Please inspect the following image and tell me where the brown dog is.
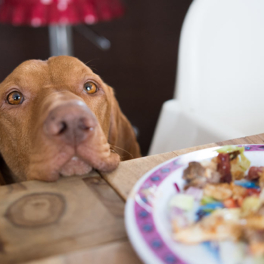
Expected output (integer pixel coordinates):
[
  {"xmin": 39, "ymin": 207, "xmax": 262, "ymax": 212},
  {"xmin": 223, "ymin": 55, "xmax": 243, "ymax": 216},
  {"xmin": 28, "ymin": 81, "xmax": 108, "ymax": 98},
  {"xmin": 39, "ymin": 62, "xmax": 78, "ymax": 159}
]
[{"xmin": 0, "ymin": 56, "xmax": 140, "ymax": 184}]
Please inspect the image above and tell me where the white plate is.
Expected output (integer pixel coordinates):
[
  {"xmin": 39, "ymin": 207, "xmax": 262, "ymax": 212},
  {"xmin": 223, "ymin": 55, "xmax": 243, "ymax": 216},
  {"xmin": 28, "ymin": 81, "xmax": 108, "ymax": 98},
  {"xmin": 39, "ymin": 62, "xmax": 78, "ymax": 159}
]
[{"xmin": 125, "ymin": 144, "xmax": 264, "ymax": 264}]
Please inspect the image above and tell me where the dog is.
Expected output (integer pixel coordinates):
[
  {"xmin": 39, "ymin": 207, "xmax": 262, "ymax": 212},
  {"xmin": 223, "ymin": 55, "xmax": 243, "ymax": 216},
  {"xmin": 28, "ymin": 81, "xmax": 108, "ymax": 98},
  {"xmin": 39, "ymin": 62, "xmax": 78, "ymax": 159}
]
[{"xmin": 0, "ymin": 56, "xmax": 141, "ymax": 184}]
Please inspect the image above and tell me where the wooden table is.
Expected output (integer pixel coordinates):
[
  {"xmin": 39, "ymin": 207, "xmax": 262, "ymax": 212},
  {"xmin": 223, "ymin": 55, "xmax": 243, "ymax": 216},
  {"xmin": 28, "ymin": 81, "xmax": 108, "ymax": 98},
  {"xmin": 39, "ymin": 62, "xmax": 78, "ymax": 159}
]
[{"xmin": 1, "ymin": 133, "xmax": 264, "ymax": 264}]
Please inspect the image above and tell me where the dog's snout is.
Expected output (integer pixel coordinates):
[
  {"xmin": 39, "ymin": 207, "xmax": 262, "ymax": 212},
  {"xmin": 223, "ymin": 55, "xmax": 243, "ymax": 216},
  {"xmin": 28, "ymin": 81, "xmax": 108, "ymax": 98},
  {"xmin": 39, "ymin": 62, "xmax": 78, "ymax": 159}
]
[
  {"xmin": 56, "ymin": 118, "xmax": 91, "ymax": 135},
  {"xmin": 44, "ymin": 102, "xmax": 97, "ymax": 145}
]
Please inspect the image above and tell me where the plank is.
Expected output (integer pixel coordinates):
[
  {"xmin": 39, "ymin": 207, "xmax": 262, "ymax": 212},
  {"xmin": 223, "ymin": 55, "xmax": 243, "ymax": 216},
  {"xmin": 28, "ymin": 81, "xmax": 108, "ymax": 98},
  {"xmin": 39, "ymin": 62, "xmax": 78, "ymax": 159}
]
[
  {"xmin": 100, "ymin": 152, "xmax": 179, "ymax": 201},
  {"xmin": 0, "ymin": 172, "xmax": 127, "ymax": 264},
  {"xmin": 24, "ymin": 239, "xmax": 142, "ymax": 264},
  {"xmin": 218, "ymin": 133, "xmax": 264, "ymax": 146}
]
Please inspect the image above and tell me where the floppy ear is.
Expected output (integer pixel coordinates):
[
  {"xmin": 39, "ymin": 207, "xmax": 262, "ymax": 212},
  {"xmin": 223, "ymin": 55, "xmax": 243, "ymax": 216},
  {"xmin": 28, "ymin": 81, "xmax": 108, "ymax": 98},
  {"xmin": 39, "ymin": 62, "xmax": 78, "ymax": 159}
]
[{"xmin": 108, "ymin": 89, "xmax": 141, "ymax": 161}]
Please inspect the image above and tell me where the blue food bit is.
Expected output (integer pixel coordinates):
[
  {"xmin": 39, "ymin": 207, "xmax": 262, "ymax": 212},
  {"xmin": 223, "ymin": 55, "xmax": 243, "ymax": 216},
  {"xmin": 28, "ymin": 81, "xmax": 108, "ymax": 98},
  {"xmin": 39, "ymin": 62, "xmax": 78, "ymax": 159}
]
[
  {"xmin": 161, "ymin": 168, "xmax": 170, "ymax": 173},
  {"xmin": 202, "ymin": 241, "xmax": 221, "ymax": 261},
  {"xmin": 151, "ymin": 239, "xmax": 163, "ymax": 248},
  {"xmin": 234, "ymin": 180, "xmax": 259, "ymax": 189},
  {"xmin": 142, "ymin": 224, "xmax": 153, "ymax": 232},
  {"xmin": 164, "ymin": 254, "xmax": 176, "ymax": 263},
  {"xmin": 151, "ymin": 176, "xmax": 160, "ymax": 181},
  {"xmin": 196, "ymin": 209, "xmax": 210, "ymax": 221},
  {"xmin": 199, "ymin": 202, "xmax": 224, "ymax": 212},
  {"xmin": 139, "ymin": 210, "xmax": 149, "ymax": 218}
]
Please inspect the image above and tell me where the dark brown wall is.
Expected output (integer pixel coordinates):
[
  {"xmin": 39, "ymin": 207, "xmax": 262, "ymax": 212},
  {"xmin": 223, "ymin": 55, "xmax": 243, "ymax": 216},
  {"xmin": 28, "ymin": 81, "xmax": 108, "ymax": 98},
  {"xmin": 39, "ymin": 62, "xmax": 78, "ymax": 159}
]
[{"xmin": 0, "ymin": 0, "xmax": 192, "ymax": 156}]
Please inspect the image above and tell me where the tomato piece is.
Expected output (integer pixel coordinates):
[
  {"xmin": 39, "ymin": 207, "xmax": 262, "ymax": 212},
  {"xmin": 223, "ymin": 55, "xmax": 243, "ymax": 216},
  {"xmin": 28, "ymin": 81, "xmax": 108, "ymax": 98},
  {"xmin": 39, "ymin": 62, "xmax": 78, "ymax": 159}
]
[
  {"xmin": 223, "ymin": 198, "xmax": 238, "ymax": 208},
  {"xmin": 247, "ymin": 166, "xmax": 264, "ymax": 180},
  {"xmin": 217, "ymin": 153, "xmax": 232, "ymax": 183},
  {"xmin": 246, "ymin": 188, "xmax": 261, "ymax": 196}
]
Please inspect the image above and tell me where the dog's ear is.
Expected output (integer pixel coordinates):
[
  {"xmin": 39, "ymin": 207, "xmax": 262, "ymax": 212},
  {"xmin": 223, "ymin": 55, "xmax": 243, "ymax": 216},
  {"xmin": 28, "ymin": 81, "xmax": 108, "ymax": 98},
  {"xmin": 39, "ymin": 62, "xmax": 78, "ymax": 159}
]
[{"xmin": 108, "ymin": 88, "xmax": 141, "ymax": 161}]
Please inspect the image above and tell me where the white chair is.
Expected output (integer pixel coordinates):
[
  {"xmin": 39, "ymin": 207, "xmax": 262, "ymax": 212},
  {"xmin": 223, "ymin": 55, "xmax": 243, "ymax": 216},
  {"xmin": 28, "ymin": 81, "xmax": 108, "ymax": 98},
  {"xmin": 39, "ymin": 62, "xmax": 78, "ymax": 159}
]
[{"xmin": 149, "ymin": 0, "xmax": 264, "ymax": 155}]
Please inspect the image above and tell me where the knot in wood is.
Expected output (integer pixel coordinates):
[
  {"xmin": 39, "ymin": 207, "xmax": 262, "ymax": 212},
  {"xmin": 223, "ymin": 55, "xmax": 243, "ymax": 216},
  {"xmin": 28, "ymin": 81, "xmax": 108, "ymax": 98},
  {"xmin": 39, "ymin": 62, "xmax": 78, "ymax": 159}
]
[{"xmin": 5, "ymin": 193, "xmax": 65, "ymax": 227}]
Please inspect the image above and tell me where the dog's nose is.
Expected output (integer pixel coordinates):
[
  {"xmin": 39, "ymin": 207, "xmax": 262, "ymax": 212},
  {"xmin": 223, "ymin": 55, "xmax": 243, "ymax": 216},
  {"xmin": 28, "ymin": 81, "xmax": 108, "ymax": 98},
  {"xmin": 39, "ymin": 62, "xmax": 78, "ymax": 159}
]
[{"xmin": 44, "ymin": 101, "xmax": 97, "ymax": 145}]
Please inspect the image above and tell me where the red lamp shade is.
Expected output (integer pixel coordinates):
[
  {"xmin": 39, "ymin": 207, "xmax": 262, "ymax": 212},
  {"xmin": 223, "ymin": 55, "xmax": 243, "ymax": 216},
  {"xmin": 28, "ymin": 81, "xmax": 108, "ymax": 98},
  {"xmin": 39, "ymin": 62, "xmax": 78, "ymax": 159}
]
[{"xmin": 0, "ymin": 0, "xmax": 124, "ymax": 27}]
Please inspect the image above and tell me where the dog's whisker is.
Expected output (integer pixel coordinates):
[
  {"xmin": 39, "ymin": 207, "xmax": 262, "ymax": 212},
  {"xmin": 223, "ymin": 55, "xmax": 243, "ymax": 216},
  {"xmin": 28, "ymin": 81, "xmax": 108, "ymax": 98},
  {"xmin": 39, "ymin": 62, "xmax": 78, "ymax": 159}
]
[
  {"xmin": 84, "ymin": 59, "xmax": 97, "ymax": 65},
  {"xmin": 109, "ymin": 148, "xmax": 128, "ymax": 160},
  {"xmin": 110, "ymin": 148, "xmax": 118, "ymax": 154},
  {"xmin": 110, "ymin": 144, "xmax": 134, "ymax": 159},
  {"xmin": 109, "ymin": 149, "xmax": 127, "ymax": 160},
  {"xmin": 84, "ymin": 59, "xmax": 99, "ymax": 71}
]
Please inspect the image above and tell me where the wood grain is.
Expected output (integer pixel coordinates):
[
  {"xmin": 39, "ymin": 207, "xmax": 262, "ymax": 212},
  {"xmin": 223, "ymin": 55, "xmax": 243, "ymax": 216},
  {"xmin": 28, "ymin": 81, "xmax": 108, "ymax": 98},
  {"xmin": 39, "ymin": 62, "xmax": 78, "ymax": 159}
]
[
  {"xmin": 0, "ymin": 172, "xmax": 127, "ymax": 264},
  {"xmin": 23, "ymin": 239, "xmax": 142, "ymax": 264},
  {"xmin": 83, "ymin": 177, "xmax": 124, "ymax": 217}
]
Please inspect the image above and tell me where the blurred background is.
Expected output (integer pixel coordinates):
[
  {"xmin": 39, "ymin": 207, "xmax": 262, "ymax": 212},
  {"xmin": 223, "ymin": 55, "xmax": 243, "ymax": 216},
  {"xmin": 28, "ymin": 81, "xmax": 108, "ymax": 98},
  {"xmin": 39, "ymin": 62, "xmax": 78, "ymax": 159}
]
[{"xmin": 0, "ymin": 0, "xmax": 193, "ymax": 156}]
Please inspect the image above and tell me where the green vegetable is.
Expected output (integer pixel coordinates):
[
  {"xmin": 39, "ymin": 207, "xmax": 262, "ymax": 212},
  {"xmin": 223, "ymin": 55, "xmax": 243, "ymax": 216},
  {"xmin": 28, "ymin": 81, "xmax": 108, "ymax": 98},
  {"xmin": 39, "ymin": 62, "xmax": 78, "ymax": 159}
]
[
  {"xmin": 201, "ymin": 195, "xmax": 217, "ymax": 205},
  {"xmin": 217, "ymin": 145, "xmax": 251, "ymax": 171},
  {"xmin": 169, "ymin": 194, "xmax": 194, "ymax": 211}
]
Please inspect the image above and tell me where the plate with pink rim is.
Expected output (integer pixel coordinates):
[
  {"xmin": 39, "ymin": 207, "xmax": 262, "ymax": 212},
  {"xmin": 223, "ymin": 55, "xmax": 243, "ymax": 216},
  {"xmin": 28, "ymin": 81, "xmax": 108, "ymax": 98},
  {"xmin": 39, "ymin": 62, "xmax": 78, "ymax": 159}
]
[{"xmin": 125, "ymin": 144, "xmax": 264, "ymax": 264}]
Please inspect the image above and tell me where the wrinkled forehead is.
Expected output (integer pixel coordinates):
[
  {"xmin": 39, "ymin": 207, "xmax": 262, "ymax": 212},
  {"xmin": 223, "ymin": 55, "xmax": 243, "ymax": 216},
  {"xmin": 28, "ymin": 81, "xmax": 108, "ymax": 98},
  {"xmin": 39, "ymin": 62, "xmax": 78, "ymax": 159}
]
[
  {"xmin": 0, "ymin": 56, "xmax": 94, "ymax": 90},
  {"xmin": 46, "ymin": 56, "xmax": 94, "ymax": 84}
]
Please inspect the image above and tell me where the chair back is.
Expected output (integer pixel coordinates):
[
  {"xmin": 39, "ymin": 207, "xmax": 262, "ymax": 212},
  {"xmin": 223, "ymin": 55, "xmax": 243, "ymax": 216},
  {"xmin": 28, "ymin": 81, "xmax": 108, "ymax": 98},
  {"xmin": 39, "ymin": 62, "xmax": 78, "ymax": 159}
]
[{"xmin": 175, "ymin": 0, "xmax": 264, "ymax": 135}]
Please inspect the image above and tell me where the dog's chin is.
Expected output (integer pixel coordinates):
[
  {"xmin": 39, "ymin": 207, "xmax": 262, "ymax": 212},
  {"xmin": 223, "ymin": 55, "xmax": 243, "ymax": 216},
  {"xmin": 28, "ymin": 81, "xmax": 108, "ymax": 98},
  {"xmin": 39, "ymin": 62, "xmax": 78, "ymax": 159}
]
[{"xmin": 59, "ymin": 156, "xmax": 92, "ymax": 177}]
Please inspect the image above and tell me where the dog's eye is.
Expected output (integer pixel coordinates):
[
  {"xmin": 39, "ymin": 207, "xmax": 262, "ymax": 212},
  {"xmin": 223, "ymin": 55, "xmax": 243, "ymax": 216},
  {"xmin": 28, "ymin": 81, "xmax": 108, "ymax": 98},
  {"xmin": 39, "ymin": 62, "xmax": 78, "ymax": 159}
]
[
  {"xmin": 84, "ymin": 82, "xmax": 98, "ymax": 94},
  {"xmin": 7, "ymin": 91, "xmax": 24, "ymax": 105}
]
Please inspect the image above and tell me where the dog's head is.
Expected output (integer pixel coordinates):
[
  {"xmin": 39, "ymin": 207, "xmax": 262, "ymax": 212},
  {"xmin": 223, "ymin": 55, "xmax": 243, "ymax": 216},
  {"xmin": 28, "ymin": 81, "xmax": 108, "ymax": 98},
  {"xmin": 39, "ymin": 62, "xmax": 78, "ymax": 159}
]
[{"xmin": 0, "ymin": 56, "xmax": 140, "ymax": 183}]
